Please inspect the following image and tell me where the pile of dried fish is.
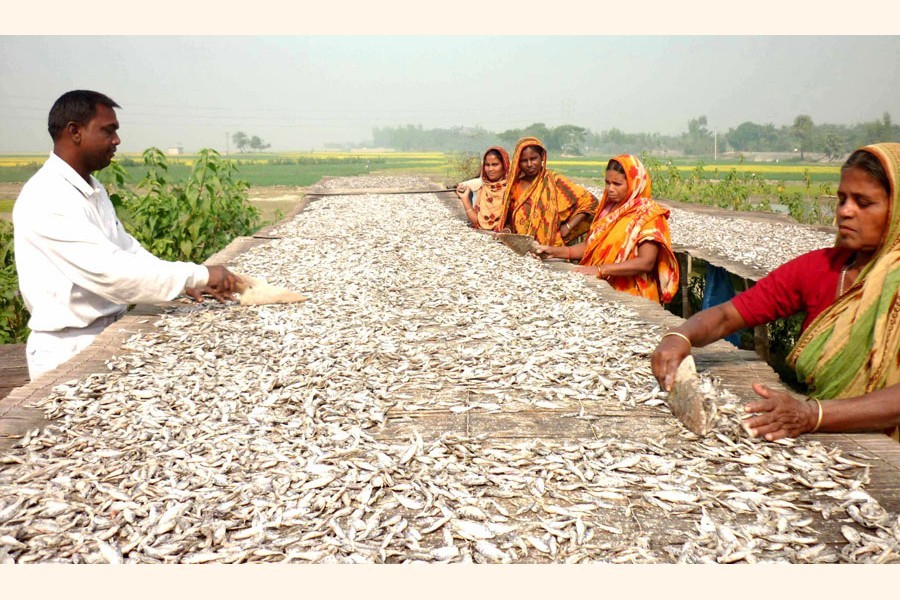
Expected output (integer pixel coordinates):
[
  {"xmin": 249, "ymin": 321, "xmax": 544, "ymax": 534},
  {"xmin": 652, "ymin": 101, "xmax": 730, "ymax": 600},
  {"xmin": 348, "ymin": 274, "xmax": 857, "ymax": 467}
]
[{"xmin": 1, "ymin": 175, "xmax": 896, "ymax": 563}]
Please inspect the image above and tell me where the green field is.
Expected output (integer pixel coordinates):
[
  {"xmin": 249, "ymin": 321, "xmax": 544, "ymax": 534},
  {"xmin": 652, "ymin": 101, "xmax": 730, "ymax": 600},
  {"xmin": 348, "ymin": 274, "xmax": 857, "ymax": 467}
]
[
  {"xmin": 0, "ymin": 151, "xmax": 841, "ymax": 186},
  {"xmin": 0, "ymin": 151, "xmax": 841, "ymax": 225},
  {"xmin": 0, "ymin": 152, "xmax": 454, "ymax": 188}
]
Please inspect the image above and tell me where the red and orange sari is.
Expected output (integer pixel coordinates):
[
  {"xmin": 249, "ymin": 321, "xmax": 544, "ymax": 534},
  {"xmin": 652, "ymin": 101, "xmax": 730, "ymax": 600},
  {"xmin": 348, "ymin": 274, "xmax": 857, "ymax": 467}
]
[
  {"xmin": 472, "ymin": 146, "xmax": 510, "ymax": 231},
  {"xmin": 581, "ymin": 154, "xmax": 679, "ymax": 303},
  {"xmin": 499, "ymin": 137, "xmax": 597, "ymax": 245}
]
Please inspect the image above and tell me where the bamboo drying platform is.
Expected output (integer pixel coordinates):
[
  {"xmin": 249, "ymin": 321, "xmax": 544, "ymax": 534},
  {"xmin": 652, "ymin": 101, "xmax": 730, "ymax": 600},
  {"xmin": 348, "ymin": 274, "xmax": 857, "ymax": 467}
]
[{"xmin": 0, "ymin": 183, "xmax": 898, "ymax": 563}]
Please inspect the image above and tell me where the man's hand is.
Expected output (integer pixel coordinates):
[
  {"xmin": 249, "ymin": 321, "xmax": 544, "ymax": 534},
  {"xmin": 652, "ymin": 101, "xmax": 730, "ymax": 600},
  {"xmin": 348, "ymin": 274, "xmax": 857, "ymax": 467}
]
[{"xmin": 186, "ymin": 265, "xmax": 239, "ymax": 303}]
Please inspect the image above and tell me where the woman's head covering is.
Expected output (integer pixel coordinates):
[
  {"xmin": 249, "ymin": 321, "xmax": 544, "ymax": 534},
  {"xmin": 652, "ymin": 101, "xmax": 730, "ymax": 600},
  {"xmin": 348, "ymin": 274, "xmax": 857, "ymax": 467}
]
[
  {"xmin": 857, "ymin": 144, "xmax": 899, "ymax": 258},
  {"xmin": 789, "ymin": 142, "xmax": 900, "ymax": 405},
  {"xmin": 498, "ymin": 137, "xmax": 597, "ymax": 244},
  {"xmin": 603, "ymin": 154, "xmax": 653, "ymax": 206},
  {"xmin": 471, "ymin": 146, "xmax": 510, "ymax": 231},
  {"xmin": 507, "ymin": 137, "xmax": 547, "ymax": 181},
  {"xmin": 481, "ymin": 146, "xmax": 510, "ymax": 181},
  {"xmin": 581, "ymin": 154, "xmax": 679, "ymax": 303}
]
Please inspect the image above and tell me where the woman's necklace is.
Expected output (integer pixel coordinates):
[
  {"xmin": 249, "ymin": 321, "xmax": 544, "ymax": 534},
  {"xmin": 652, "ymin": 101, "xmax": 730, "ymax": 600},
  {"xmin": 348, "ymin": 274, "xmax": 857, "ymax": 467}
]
[{"xmin": 838, "ymin": 255, "xmax": 858, "ymax": 298}]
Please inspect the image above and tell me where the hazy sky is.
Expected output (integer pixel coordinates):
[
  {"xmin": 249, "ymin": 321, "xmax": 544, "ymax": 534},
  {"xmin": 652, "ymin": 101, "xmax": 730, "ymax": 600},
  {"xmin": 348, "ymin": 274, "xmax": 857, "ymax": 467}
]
[{"xmin": 1, "ymin": 35, "xmax": 898, "ymax": 153}]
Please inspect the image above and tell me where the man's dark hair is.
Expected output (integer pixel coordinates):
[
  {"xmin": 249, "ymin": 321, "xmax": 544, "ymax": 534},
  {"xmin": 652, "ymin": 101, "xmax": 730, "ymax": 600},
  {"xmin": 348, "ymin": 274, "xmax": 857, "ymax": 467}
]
[
  {"xmin": 843, "ymin": 148, "xmax": 891, "ymax": 198},
  {"xmin": 48, "ymin": 90, "xmax": 120, "ymax": 141}
]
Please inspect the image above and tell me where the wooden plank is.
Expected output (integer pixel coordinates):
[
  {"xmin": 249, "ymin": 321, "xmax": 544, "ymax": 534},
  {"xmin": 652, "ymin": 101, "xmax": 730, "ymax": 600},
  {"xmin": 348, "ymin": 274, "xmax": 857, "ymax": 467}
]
[
  {"xmin": 0, "ymin": 344, "xmax": 29, "ymax": 402},
  {"xmin": 677, "ymin": 252, "xmax": 693, "ymax": 318},
  {"xmin": 753, "ymin": 324, "xmax": 771, "ymax": 362}
]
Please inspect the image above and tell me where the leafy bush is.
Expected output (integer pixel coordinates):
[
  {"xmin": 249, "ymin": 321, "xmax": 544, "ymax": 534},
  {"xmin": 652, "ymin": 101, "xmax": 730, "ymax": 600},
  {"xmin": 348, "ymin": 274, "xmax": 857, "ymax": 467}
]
[
  {"xmin": 644, "ymin": 154, "xmax": 835, "ymax": 225},
  {"xmin": 0, "ymin": 220, "xmax": 29, "ymax": 343},
  {"xmin": 117, "ymin": 148, "xmax": 260, "ymax": 263},
  {"xmin": 446, "ymin": 151, "xmax": 482, "ymax": 184}
]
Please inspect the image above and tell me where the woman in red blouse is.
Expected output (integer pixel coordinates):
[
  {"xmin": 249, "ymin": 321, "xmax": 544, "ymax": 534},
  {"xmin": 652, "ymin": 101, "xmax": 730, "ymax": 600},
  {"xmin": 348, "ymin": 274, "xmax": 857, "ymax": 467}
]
[{"xmin": 652, "ymin": 143, "xmax": 900, "ymax": 441}]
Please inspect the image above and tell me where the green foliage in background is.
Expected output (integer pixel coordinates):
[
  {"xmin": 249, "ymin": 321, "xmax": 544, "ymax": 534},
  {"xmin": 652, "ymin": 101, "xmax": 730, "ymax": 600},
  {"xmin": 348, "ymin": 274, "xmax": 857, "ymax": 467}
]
[
  {"xmin": 112, "ymin": 148, "xmax": 260, "ymax": 263},
  {"xmin": 0, "ymin": 220, "xmax": 29, "ymax": 343},
  {"xmin": 643, "ymin": 155, "xmax": 836, "ymax": 226},
  {"xmin": 445, "ymin": 151, "xmax": 482, "ymax": 184}
]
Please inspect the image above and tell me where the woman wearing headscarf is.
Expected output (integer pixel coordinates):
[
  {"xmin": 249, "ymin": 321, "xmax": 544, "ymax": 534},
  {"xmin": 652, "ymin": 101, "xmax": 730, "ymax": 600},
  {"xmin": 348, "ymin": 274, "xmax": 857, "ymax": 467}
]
[
  {"xmin": 536, "ymin": 154, "xmax": 679, "ymax": 304},
  {"xmin": 498, "ymin": 137, "xmax": 598, "ymax": 246},
  {"xmin": 652, "ymin": 143, "xmax": 900, "ymax": 442},
  {"xmin": 455, "ymin": 146, "xmax": 510, "ymax": 231}
]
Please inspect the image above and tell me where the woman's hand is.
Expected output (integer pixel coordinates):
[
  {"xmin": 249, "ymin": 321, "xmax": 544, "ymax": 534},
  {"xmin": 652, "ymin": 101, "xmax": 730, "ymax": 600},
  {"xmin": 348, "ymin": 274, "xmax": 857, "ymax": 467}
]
[
  {"xmin": 651, "ymin": 334, "xmax": 693, "ymax": 392},
  {"xmin": 572, "ymin": 265, "xmax": 599, "ymax": 276},
  {"xmin": 742, "ymin": 383, "xmax": 818, "ymax": 441}
]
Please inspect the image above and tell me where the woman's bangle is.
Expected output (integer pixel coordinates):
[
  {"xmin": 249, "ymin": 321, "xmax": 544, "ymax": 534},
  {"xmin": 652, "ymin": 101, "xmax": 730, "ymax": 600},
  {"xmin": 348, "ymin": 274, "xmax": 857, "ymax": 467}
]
[
  {"xmin": 598, "ymin": 265, "xmax": 605, "ymax": 279},
  {"xmin": 561, "ymin": 222, "xmax": 569, "ymax": 234},
  {"xmin": 661, "ymin": 331, "xmax": 691, "ymax": 348},
  {"xmin": 809, "ymin": 398, "xmax": 824, "ymax": 433}
]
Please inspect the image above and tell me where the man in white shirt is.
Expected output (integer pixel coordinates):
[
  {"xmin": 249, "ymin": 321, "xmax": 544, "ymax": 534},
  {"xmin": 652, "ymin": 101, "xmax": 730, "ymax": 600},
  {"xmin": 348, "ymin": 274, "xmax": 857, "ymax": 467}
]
[{"xmin": 13, "ymin": 89, "xmax": 239, "ymax": 379}]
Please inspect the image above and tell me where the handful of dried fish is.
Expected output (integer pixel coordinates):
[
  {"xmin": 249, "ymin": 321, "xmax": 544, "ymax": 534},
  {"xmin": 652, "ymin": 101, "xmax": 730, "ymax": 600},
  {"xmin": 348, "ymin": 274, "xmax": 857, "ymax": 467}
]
[{"xmin": 233, "ymin": 272, "xmax": 307, "ymax": 306}]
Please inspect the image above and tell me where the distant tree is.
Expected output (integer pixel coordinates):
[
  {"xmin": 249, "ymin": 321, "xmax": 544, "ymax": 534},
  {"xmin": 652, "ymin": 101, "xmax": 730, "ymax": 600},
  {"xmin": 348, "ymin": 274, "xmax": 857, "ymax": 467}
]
[
  {"xmin": 553, "ymin": 125, "xmax": 588, "ymax": 155},
  {"xmin": 232, "ymin": 131, "xmax": 250, "ymax": 153},
  {"xmin": 522, "ymin": 123, "xmax": 552, "ymax": 148},
  {"xmin": 249, "ymin": 136, "xmax": 271, "ymax": 153},
  {"xmin": 792, "ymin": 115, "xmax": 815, "ymax": 159},
  {"xmin": 683, "ymin": 115, "xmax": 713, "ymax": 155},
  {"xmin": 823, "ymin": 134, "xmax": 845, "ymax": 161},
  {"xmin": 881, "ymin": 112, "xmax": 894, "ymax": 140},
  {"xmin": 727, "ymin": 122, "xmax": 765, "ymax": 152},
  {"xmin": 497, "ymin": 129, "xmax": 523, "ymax": 149},
  {"xmin": 606, "ymin": 127, "xmax": 627, "ymax": 146}
]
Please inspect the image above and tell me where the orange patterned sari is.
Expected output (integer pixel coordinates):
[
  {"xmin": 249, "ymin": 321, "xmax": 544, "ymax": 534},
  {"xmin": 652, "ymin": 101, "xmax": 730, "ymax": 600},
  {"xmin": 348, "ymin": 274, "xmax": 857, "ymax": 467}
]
[
  {"xmin": 581, "ymin": 154, "xmax": 679, "ymax": 303},
  {"xmin": 499, "ymin": 137, "xmax": 597, "ymax": 245},
  {"xmin": 473, "ymin": 146, "xmax": 510, "ymax": 231}
]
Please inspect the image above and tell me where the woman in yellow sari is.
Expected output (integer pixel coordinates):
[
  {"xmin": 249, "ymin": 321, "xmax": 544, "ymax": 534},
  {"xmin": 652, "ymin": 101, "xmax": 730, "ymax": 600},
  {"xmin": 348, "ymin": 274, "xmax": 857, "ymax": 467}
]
[
  {"xmin": 498, "ymin": 137, "xmax": 598, "ymax": 246},
  {"xmin": 652, "ymin": 143, "xmax": 900, "ymax": 441},
  {"xmin": 455, "ymin": 146, "xmax": 510, "ymax": 231},
  {"xmin": 536, "ymin": 154, "xmax": 679, "ymax": 304}
]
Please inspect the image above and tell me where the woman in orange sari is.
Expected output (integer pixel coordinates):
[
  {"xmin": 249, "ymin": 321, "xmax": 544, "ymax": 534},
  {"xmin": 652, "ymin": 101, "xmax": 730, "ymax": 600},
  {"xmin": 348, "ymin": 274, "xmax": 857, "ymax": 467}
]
[
  {"xmin": 536, "ymin": 154, "xmax": 679, "ymax": 303},
  {"xmin": 498, "ymin": 137, "xmax": 598, "ymax": 246},
  {"xmin": 455, "ymin": 146, "xmax": 510, "ymax": 231}
]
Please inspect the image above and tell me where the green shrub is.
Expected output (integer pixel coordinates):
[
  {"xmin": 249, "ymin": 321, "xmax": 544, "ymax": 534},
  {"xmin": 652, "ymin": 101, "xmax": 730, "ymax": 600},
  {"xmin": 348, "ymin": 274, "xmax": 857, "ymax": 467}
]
[
  {"xmin": 118, "ymin": 148, "xmax": 260, "ymax": 263},
  {"xmin": 446, "ymin": 151, "xmax": 482, "ymax": 184},
  {"xmin": 0, "ymin": 220, "xmax": 29, "ymax": 343}
]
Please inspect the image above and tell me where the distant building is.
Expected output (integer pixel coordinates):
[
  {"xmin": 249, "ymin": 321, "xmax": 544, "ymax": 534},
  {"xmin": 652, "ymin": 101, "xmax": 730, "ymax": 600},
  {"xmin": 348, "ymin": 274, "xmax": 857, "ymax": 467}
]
[{"xmin": 166, "ymin": 145, "xmax": 184, "ymax": 156}]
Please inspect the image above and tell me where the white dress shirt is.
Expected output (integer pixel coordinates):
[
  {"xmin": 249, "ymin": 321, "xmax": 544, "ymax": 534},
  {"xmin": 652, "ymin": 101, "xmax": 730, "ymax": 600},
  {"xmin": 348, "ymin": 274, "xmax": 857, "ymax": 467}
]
[{"xmin": 13, "ymin": 152, "xmax": 209, "ymax": 332}]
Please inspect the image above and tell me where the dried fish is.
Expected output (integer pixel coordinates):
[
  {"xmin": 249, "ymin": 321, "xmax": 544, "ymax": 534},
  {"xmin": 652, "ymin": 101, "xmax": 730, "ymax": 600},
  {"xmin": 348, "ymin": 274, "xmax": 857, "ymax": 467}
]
[{"xmin": 0, "ymin": 175, "xmax": 895, "ymax": 565}]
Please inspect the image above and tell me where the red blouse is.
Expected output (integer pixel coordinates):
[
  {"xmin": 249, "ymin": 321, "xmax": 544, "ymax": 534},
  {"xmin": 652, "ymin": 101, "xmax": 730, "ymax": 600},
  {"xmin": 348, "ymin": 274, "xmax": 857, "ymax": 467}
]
[{"xmin": 731, "ymin": 247, "xmax": 854, "ymax": 332}]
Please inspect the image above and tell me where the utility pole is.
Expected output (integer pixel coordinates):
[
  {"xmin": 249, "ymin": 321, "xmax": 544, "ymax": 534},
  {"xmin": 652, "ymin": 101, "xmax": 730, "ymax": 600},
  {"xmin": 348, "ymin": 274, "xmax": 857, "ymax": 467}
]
[
  {"xmin": 714, "ymin": 130, "xmax": 717, "ymax": 163},
  {"xmin": 226, "ymin": 132, "xmax": 230, "ymax": 155}
]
